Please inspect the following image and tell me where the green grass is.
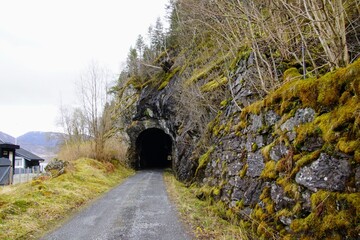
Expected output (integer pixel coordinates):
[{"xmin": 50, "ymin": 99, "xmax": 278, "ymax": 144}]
[
  {"xmin": 0, "ymin": 158, "xmax": 134, "ymax": 240},
  {"xmin": 163, "ymin": 170, "xmax": 250, "ymax": 240}
]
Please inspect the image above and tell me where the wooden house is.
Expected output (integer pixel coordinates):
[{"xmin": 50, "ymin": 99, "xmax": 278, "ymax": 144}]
[
  {"xmin": 0, "ymin": 140, "xmax": 20, "ymax": 184},
  {"xmin": 0, "ymin": 140, "xmax": 20, "ymax": 170},
  {"xmin": 14, "ymin": 148, "xmax": 44, "ymax": 174}
]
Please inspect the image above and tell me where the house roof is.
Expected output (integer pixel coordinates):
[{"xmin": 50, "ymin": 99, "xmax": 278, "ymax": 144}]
[
  {"xmin": 16, "ymin": 148, "xmax": 44, "ymax": 161},
  {"xmin": 0, "ymin": 139, "xmax": 43, "ymax": 161},
  {"xmin": 0, "ymin": 140, "xmax": 20, "ymax": 150}
]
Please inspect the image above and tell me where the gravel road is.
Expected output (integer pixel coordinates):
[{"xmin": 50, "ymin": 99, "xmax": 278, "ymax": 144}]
[{"xmin": 42, "ymin": 170, "xmax": 192, "ymax": 240}]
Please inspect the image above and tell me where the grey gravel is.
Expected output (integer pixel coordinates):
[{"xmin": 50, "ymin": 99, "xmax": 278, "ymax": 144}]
[{"xmin": 42, "ymin": 170, "xmax": 192, "ymax": 240}]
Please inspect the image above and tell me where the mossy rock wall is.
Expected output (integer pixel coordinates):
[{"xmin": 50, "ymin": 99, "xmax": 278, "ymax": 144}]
[
  {"xmin": 196, "ymin": 59, "xmax": 360, "ymax": 239},
  {"xmin": 125, "ymin": 46, "xmax": 359, "ymax": 238}
]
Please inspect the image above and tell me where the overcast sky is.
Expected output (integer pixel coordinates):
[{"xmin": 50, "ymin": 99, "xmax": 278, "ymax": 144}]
[{"xmin": 0, "ymin": 0, "xmax": 169, "ymax": 137}]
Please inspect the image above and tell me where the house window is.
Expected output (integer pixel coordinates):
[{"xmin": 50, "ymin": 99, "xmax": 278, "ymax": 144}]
[
  {"xmin": 3, "ymin": 151, "xmax": 8, "ymax": 156},
  {"xmin": 15, "ymin": 158, "xmax": 23, "ymax": 167}
]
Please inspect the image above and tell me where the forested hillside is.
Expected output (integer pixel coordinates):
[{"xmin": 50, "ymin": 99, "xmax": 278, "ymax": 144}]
[{"xmin": 112, "ymin": 0, "xmax": 360, "ymax": 142}]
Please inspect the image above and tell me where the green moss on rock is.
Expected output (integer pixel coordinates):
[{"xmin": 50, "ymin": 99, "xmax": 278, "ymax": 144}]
[
  {"xmin": 261, "ymin": 161, "xmax": 277, "ymax": 179},
  {"xmin": 158, "ymin": 66, "xmax": 180, "ymax": 90},
  {"xmin": 195, "ymin": 146, "xmax": 215, "ymax": 176},
  {"xmin": 189, "ymin": 57, "xmax": 360, "ymax": 239},
  {"xmin": 290, "ymin": 191, "xmax": 360, "ymax": 239},
  {"xmin": 283, "ymin": 67, "xmax": 302, "ymax": 82},
  {"xmin": 201, "ymin": 77, "xmax": 228, "ymax": 92}
]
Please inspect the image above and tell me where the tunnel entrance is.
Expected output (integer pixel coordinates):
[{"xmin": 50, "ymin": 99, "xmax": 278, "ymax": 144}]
[{"xmin": 135, "ymin": 128, "xmax": 172, "ymax": 169}]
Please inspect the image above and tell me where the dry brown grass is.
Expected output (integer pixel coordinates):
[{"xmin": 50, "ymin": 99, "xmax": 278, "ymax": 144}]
[
  {"xmin": 57, "ymin": 141, "xmax": 94, "ymax": 161},
  {"xmin": 0, "ymin": 158, "xmax": 134, "ymax": 240},
  {"xmin": 163, "ymin": 170, "xmax": 250, "ymax": 240},
  {"xmin": 102, "ymin": 137, "xmax": 128, "ymax": 162},
  {"xmin": 57, "ymin": 137, "xmax": 127, "ymax": 162}
]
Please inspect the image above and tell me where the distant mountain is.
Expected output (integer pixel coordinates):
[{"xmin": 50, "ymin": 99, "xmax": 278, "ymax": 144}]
[
  {"xmin": 17, "ymin": 132, "xmax": 64, "ymax": 161},
  {"xmin": 0, "ymin": 131, "xmax": 16, "ymax": 144},
  {"xmin": 17, "ymin": 131, "xmax": 63, "ymax": 148},
  {"xmin": 0, "ymin": 131, "xmax": 64, "ymax": 162}
]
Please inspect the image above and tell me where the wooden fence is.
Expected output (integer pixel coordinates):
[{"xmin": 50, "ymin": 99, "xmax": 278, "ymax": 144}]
[{"xmin": 13, "ymin": 167, "xmax": 42, "ymax": 184}]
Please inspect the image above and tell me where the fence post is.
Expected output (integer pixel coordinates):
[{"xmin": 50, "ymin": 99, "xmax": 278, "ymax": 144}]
[
  {"xmin": 9, "ymin": 162, "xmax": 13, "ymax": 185},
  {"xmin": 19, "ymin": 168, "xmax": 21, "ymax": 184}
]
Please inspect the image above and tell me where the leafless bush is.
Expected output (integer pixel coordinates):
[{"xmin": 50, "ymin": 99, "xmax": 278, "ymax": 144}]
[
  {"xmin": 173, "ymin": 0, "xmax": 360, "ymax": 91},
  {"xmin": 57, "ymin": 141, "xmax": 94, "ymax": 162},
  {"xmin": 102, "ymin": 137, "xmax": 128, "ymax": 162},
  {"xmin": 57, "ymin": 136, "xmax": 127, "ymax": 163}
]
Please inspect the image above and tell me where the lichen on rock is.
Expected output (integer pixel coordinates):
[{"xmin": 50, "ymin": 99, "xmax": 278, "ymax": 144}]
[
  {"xmin": 45, "ymin": 158, "xmax": 68, "ymax": 177},
  {"xmin": 295, "ymin": 153, "xmax": 350, "ymax": 192},
  {"xmin": 280, "ymin": 108, "xmax": 315, "ymax": 141}
]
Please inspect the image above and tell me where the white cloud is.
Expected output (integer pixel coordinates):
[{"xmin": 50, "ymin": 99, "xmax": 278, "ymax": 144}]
[
  {"xmin": 0, "ymin": 105, "xmax": 61, "ymax": 137},
  {"xmin": 0, "ymin": 0, "xmax": 169, "ymax": 136}
]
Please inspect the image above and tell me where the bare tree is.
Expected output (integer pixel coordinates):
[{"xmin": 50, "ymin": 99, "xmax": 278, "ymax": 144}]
[
  {"xmin": 78, "ymin": 61, "xmax": 110, "ymax": 160},
  {"xmin": 175, "ymin": 0, "xmax": 359, "ymax": 86},
  {"xmin": 58, "ymin": 105, "xmax": 87, "ymax": 144}
]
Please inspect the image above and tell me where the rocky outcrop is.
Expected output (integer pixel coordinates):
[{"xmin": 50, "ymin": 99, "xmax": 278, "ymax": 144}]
[
  {"xmin": 295, "ymin": 153, "xmax": 351, "ymax": 192},
  {"xmin": 45, "ymin": 158, "xmax": 68, "ymax": 177},
  {"xmin": 125, "ymin": 77, "xmax": 197, "ymax": 179},
  {"xmin": 125, "ymin": 53, "xmax": 360, "ymax": 239},
  {"xmin": 195, "ymin": 59, "xmax": 360, "ymax": 239}
]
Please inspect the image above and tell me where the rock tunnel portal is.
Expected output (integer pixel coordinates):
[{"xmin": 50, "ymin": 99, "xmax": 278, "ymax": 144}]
[{"xmin": 135, "ymin": 128, "xmax": 172, "ymax": 169}]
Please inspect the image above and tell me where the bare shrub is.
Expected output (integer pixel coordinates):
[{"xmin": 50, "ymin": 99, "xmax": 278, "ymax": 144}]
[
  {"xmin": 173, "ymin": 0, "xmax": 360, "ymax": 88},
  {"xmin": 102, "ymin": 137, "xmax": 128, "ymax": 163},
  {"xmin": 57, "ymin": 136, "xmax": 127, "ymax": 163},
  {"xmin": 57, "ymin": 141, "xmax": 94, "ymax": 162}
]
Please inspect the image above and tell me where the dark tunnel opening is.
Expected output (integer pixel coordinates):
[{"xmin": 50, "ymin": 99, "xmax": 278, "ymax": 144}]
[{"xmin": 135, "ymin": 128, "xmax": 172, "ymax": 169}]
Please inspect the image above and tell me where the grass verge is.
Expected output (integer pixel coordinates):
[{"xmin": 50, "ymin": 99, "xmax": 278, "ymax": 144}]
[
  {"xmin": 163, "ymin": 170, "xmax": 249, "ymax": 240},
  {"xmin": 0, "ymin": 158, "xmax": 134, "ymax": 240}
]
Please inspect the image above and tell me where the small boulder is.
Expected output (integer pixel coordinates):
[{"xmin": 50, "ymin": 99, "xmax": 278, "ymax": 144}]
[
  {"xmin": 270, "ymin": 142, "xmax": 288, "ymax": 161},
  {"xmin": 281, "ymin": 108, "xmax": 315, "ymax": 141},
  {"xmin": 295, "ymin": 153, "xmax": 350, "ymax": 192},
  {"xmin": 246, "ymin": 151, "xmax": 265, "ymax": 177},
  {"xmin": 45, "ymin": 158, "xmax": 68, "ymax": 177},
  {"xmin": 265, "ymin": 110, "xmax": 280, "ymax": 127}
]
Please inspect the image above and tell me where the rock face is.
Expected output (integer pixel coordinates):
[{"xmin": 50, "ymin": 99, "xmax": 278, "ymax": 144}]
[
  {"xmin": 295, "ymin": 153, "xmax": 351, "ymax": 192},
  {"xmin": 125, "ymin": 54, "xmax": 360, "ymax": 239},
  {"xmin": 125, "ymin": 78, "xmax": 196, "ymax": 180},
  {"xmin": 194, "ymin": 59, "xmax": 360, "ymax": 239}
]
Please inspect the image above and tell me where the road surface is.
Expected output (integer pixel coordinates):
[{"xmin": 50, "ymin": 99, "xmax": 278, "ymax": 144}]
[{"xmin": 42, "ymin": 170, "xmax": 191, "ymax": 240}]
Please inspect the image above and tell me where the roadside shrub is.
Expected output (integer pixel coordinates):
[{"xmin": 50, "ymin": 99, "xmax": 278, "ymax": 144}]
[
  {"xmin": 57, "ymin": 136, "xmax": 127, "ymax": 163},
  {"xmin": 57, "ymin": 141, "xmax": 94, "ymax": 161}
]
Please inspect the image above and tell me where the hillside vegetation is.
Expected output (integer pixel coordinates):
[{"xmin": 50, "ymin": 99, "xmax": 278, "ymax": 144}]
[
  {"xmin": 111, "ymin": 0, "xmax": 360, "ymax": 147},
  {"xmin": 0, "ymin": 159, "xmax": 134, "ymax": 240}
]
